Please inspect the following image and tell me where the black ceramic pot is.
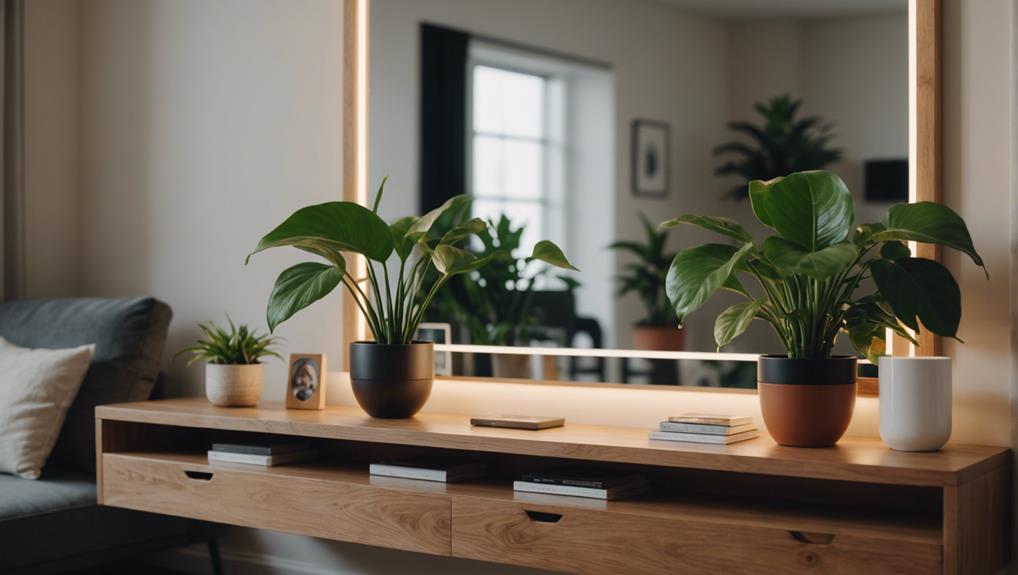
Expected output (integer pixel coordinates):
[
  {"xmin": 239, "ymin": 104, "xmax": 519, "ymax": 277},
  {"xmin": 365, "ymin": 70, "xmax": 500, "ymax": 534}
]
[{"xmin": 349, "ymin": 341, "xmax": 434, "ymax": 418}]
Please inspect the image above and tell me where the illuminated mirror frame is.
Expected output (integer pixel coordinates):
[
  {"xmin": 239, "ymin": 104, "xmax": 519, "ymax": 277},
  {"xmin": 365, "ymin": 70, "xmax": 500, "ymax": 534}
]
[{"xmin": 341, "ymin": 0, "xmax": 943, "ymax": 396}]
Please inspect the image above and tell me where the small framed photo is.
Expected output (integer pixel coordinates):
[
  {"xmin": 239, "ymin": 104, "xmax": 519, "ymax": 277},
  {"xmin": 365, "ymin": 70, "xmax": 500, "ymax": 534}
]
[
  {"xmin": 416, "ymin": 322, "xmax": 452, "ymax": 376},
  {"xmin": 631, "ymin": 119, "xmax": 670, "ymax": 197},
  {"xmin": 286, "ymin": 353, "xmax": 327, "ymax": 410}
]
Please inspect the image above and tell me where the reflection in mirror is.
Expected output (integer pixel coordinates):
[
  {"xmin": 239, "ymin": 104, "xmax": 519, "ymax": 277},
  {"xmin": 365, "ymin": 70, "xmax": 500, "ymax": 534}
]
[{"xmin": 369, "ymin": 0, "xmax": 907, "ymax": 386}]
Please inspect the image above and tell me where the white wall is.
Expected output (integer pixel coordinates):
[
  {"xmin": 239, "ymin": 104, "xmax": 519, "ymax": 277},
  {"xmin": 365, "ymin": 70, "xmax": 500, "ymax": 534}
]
[
  {"xmin": 77, "ymin": 0, "xmax": 345, "ymax": 397},
  {"xmin": 23, "ymin": 0, "xmax": 1016, "ymax": 573}
]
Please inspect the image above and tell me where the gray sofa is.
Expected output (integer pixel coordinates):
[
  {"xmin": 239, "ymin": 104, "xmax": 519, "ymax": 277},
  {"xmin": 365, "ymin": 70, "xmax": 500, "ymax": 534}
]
[{"xmin": 0, "ymin": 297, "xmax": 222, "ymax": 574}]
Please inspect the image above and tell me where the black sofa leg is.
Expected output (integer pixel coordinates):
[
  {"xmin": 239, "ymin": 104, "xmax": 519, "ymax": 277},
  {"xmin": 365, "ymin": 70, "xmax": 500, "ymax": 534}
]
[{"xmin": 207, "ymin": 539, "xmax": 223, "ymax": 575}]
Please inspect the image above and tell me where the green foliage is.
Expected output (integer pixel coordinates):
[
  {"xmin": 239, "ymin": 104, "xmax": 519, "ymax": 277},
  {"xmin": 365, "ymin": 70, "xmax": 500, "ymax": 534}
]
[
  {"xmin": 663, "ymin": 170, "xmax": 985, "ymax": 362},
  {"xmin": 176, "ymin": 318, "xmax": 281, "ymax": 366},
  {"xmin": 248, "ymin": 179, "xmax": 577, "ymax": 344},
  {"xmin": 714, "ymin": 95, "xmax": 842, "ymax": 201},
  {"xmin": 608, "ymin": 213, "xmax": 676, "ymax": 326},
  {"xmin": 429, "ymin": 215, "xmax": 579, "ymax": 346}
]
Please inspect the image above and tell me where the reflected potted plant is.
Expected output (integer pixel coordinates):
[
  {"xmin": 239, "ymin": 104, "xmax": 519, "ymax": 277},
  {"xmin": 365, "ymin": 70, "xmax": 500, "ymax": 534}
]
[
  {"xmin": 662, "ymin": 170, "xmax": 984, "ymax": 446},
  {"xmin": 176, "ymin": 318, "xmax": 281, "ymax": 407},
  {"xmin": 429, "ymin": 215, "xmax": 578, "ymax": 378},
  {"xmin": 609, "ymin": 212, "xmax": 683, "ymax": 351},
  {"xmin": 247, "ymin": 179, "xmax": 576, "ymax": 418}
]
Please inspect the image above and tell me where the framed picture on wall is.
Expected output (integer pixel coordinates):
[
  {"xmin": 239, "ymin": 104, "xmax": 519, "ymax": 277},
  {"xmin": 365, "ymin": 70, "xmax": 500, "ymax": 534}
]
[{"xmin": 631, "ymin": 120, "xmax": 670, "ymax": 197}]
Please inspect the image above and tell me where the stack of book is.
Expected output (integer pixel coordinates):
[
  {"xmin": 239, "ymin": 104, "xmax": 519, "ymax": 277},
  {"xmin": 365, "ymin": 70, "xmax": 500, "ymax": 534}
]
[
  {"xmin": 649, "ymin": 414, "xmax": 759, "ymax": 445},
  {"xmin": 514, "ymin": 467, "xmax": 650, "ymax": 500},
  {"xmin": 369, "ymin": 456, "xmax": 487, "ymax": 483},
  {"xmin": 207, "ymin": 440, "xmax": 316, "ymax": 466}
]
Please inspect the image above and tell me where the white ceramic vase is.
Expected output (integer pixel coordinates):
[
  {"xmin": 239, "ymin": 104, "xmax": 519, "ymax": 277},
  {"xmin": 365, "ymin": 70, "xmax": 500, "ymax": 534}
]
[
  {"xmin": 878, "ymin": 356, "xmax": 951, "ymax": 451},
  {"xmin": 205, "ymin": 363, "xmax": 264, "ymax": 407}
]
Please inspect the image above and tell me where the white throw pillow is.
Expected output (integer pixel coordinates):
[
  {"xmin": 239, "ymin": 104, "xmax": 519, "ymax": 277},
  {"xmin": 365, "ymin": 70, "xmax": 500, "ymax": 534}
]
[{"xmin": 0, "ymin": 336, "xmax": 94, "ymax": 479}]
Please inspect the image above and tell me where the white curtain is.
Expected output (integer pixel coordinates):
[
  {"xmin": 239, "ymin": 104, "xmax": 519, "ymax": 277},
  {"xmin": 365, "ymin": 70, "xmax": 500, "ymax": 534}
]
[{"xmin": 0, "ymin": 0, "xmax": 23, "ymax": 301}]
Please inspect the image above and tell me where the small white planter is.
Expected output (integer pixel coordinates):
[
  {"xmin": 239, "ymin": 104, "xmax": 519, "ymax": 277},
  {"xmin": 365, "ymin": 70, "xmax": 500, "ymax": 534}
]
[
  {"xmin": 205, "ymin": 363, "xmax": 264, "ymax": 407},
  {"xmin": 879, "ymin": 356, "xmax": 951, "ymax": 451}
]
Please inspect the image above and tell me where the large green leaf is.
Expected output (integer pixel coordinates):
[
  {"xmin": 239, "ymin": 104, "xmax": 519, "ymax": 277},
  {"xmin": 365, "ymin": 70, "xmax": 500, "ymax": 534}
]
[
  {"xmin": 432, "ymin": 245, "xmax": 491, "ymax": 276},
  {"xmin": 389, "ymin": 216, "xmax": 419, "ymax": 261},
  {"xmin": 527, "ymin": 240, "xmax": 580, "ymax": 271},
  {"xmin": 666, "ymin": 242, "xmax": 752, "ymax": 318},
  {"xmin": 658, "ymin": 214, "xmax": 752, "ymax": 243},
  {"xmin": 714, "ymin": 298, "xmax": 765, "ymax": 348},
  {"xmin": 407, "ymin": 195, "xmax": 471, "ymax": 241},
  {"xmin": 441, "ymin": 217, "xmax": 487, "ymax": 245},
  {"xmin": 266, "ymin": 261, "xmax": 344, "ymax": 332},
  {"xmin": 249, "ymin": 201, "xmax": 392, "ymax": 263},
  {"xmin": 750, "ymin": 171, "xmax": 854, "ymax": 251},
  {"xmin": 762, "ymin": 237, "xmax": 858, "ymax": 279},
  {"xmin": 844, "ymin": 296, "xmax": 918, "ymax": 362},
  {"xmin": 870, "ymin": 257, "xmax": 961, "ymax": 338},
  {"xmin": 871, "ymin": 202, "xmax": 986, "ymax": 272}
]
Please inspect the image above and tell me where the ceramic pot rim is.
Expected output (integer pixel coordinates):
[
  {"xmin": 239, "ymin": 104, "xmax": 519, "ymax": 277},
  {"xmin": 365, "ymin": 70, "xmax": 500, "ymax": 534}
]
[{"xmin": 757, "ymin": 354, "xmax": 857, "ymax": 386}]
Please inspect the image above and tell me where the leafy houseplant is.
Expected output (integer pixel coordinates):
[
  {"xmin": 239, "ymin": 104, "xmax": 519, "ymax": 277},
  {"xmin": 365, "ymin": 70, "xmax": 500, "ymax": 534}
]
[
  {"xmin": 714, "ymin": 95, "xmax": 841, "ymax": 201},
  {"xmin": 247, "ymin": 179, "xmax": 576, "ymax": 418},
  {"xmin": 177, "ymin": 318, "xmax": 281, "ymax": 407},
  {"xmin": 662, "ymin": 170, "xmax": 984, "ymax": 446},
  {"xmin": 608, "ymin": 213, "xmax": 683, "ymax": 351}
]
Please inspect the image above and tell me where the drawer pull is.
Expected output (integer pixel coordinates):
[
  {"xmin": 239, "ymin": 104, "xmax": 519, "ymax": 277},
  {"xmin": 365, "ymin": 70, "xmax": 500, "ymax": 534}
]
[
  {"xmin": 789, "ymin": 531, "xmax": 835, "ymax": 545},
  {"xmin": 524, "ymin": 510, "xmax": 563, "ymax": 523},
  {"xmin": 183, "ymin": 470, "xmax": 214, "ymax": 481}
]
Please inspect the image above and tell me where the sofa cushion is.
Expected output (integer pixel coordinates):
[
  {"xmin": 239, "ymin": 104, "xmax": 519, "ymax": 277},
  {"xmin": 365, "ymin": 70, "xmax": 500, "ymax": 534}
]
[
  {"xmin": 0, "ymin": 468, "xmax": 96, "ymax": 519},
  {"xmin": 0, "ymin": 338, "xmax": 95, "ymax": 478},
  {"xmin": 0, "ymin": 297, "xmax": 172, "ymax": 473}
]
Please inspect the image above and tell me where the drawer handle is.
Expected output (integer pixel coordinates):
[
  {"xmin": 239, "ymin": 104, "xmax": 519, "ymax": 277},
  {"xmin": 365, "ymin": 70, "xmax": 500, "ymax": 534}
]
[
  {"xmin": 524, "ymin": 510, "xmax": 563, "ymax": 523},
  {"xmin": 183, "ymin": 470, "xmax": 214, "ymax": 481},
  {"xmin": 789, "ymin": 531, "xmax": 835, "ymax": 545}
]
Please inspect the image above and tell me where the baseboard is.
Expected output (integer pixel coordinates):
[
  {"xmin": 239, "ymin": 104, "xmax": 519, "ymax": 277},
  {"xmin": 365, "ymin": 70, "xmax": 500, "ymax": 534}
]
[{"xmin": 144, "ymin": 544, "xmax": 359, "ymax": 575}]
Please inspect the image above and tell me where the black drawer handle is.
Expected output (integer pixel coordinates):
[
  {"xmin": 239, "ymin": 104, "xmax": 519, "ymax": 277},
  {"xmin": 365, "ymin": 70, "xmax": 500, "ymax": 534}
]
[
  {"xmin": 184, "ymin": 470, "xmax": 214, "ymax": 481},
  {"xmin": 789, "ymin": 531, "xmax": 835, "ymax": 545},
  {"xmin": 524, "ymin": 510, "xmax": 563, "ymax": 523}
]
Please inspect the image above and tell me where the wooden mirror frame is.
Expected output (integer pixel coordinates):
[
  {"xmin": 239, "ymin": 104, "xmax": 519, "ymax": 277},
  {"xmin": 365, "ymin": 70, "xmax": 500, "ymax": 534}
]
[{"xmin": 340, "ymin": 0, "xmax": 944, "ymax": 391}]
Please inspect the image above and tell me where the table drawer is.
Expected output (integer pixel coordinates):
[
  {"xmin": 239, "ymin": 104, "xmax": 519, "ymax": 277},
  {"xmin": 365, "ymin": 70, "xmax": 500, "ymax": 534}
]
[
  {"xmin": 451, "ymin": 496, "xmax": 941, "ymax": 575},
  {"xmin": 103, "ymin": 453, "xmax": 451, "ymax": 555}
]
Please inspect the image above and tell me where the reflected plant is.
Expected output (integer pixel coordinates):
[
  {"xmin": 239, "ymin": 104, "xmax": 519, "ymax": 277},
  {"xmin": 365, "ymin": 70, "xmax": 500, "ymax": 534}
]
[
  {"xmin": 608, "ymin": 212, "xmax": 675, "ymax": 326},
  {"xmin": 662, "ymin": 170, "xmax": 985, "ymax": 361}
]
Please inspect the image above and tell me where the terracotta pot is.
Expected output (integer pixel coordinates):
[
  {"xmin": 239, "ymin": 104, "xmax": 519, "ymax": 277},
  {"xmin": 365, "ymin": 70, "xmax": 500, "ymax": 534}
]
[
  {"xmin": 349, "ymin": 341, "xmax": 433, "ymax": 418},
  {"xmin": 205, "ymin": 363, "xmax": 263, "ymax": 407},
  {"xmin": 757, "ymin": 355, "xmax": 856, "ymax": 447},
  {"xmin": 632, "ymin": 324, "xmax": 685, "ymax": 351}
]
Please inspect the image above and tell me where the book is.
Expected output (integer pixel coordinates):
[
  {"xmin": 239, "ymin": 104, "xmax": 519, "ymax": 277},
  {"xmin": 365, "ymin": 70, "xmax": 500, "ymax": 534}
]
[
  {"xmin": 470, "ymin": 415, "xmax": 565, "ymax": 430},
  {"xmin": 207, "ymin": 448, "xmax": 316, "ymax": 466},
  {"xmin": 369, "ymin": 456, "xmax": 487, "ymax": 483},
  {"xmin": 519, "ymin": 467, "xmax": 646, "ymax": 490},
  {"xmin": 649, "ymin": 430, "xmax": 759, "ymax": 445},
  {"xmin": 667, "ymin": 414, "xmax": 753, "ymax": 427},
  {"xmin": 513, "ymin": 480, "xmax": 649, "ymax": 500},
  {"xmin": 211, "ymin": 440, "xmax": 313, "ymax": 456},
  {"xmin": 658, "ymin": 421, "xmax": 757, "ymax": 435}
]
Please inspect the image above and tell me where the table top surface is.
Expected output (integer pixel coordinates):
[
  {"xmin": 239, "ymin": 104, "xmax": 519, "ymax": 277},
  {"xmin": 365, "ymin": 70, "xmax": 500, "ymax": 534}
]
[{"xmin": 97, "ymin": 398, "xmax": 1010, "ymax": 486}]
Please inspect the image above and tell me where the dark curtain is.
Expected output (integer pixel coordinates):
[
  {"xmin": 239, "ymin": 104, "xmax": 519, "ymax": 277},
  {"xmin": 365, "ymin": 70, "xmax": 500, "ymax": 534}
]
[
  {"xmin": 1, "ymin": 0, "xmax": 24, "ymax": 301},
  {"xmin": 419, "ymin": 23, "xmax": 469, "ymax": 215}
]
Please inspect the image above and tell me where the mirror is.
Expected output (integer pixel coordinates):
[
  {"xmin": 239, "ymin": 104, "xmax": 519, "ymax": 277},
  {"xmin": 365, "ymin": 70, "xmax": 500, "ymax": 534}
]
[{"xmin": 368, "ymin": 0, "xmax": 909, "ymax": 386}]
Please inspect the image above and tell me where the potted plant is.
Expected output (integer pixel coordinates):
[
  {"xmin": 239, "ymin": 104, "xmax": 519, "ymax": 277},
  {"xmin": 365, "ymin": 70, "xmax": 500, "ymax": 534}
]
[
  {"xmin": 177, "ymin": 318, "xmax": 281, "ymax": 407},
  {"xmin": 609, "ymin": 212, "xmax": 683, "ymax": 351},
  {"xmin": 247, "ymin": 180, "xmax": 576, "ymax": 418},
  {"xmin": 714, "ymin": 95, "xmax": 841, "ymax": 201},
  {"xmin": 662, "ymin": 170, "xmax": 984, "ymax": 446}
]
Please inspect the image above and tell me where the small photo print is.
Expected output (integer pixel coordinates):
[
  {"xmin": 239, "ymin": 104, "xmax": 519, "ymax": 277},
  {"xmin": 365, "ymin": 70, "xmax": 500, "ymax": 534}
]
[
  {"xmin": 632, "ymin": 120, "xmax": 670, "ymax": 197},
  {"xmin": 286, "ymin": 353, "xmax": 327, "ymax": 410}
]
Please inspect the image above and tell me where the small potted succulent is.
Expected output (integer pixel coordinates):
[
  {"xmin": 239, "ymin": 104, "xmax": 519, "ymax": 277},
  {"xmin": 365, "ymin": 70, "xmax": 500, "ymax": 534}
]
[
  {"xmin": 248, "ymin": 179, "xmax": 576, "ymax": 418},
  {"xmin": 662, "ymin": 170, "xmax": 984, "ymax": 447},
  {"xmin": 609, "ymin": 212, "xmax": 683, "ymax": 351},
  {"xmin": 177, "ymin": 318, "xmax": 281, "ymax": 407}
]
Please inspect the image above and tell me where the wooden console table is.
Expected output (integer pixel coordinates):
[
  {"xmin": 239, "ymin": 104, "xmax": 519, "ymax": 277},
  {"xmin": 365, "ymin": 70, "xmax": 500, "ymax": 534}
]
[{"xmin": 96, "ymin": 398, "xmax": 1011, "ymax": 574}]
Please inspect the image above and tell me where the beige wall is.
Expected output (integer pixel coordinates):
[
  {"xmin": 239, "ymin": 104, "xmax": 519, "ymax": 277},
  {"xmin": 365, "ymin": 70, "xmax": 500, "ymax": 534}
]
[
  {"xmin": 23, "ymin": 0, "xmax": 1016, "ymax": 573},
  {"xmin": 25, "ymin": 0, "xmax": 81, "ymax": 298}
]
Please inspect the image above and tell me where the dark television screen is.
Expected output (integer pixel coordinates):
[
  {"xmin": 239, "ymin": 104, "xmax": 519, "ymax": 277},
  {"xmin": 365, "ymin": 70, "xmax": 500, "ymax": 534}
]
[{"xmin": 864, "ymin": 159, "xmax": 908, "ymax": 202}]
